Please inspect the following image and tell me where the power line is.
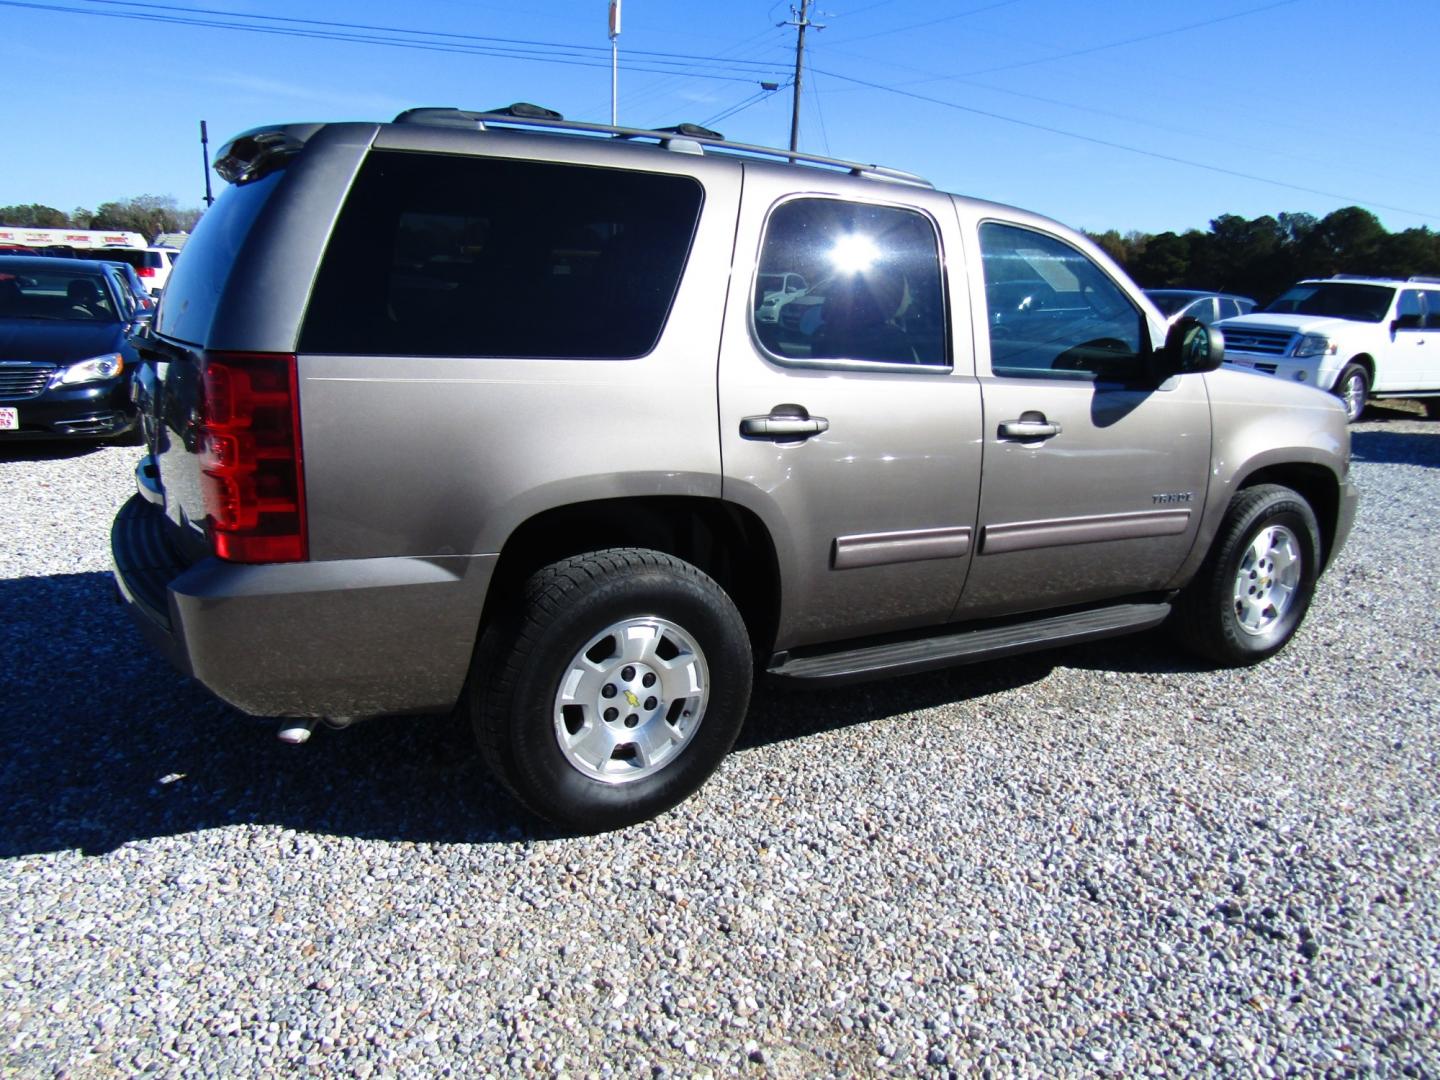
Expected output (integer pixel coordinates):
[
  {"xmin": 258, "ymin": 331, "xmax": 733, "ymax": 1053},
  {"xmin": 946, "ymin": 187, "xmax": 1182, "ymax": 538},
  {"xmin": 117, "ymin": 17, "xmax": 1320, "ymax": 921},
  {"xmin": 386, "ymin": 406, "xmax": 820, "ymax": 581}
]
[
  {"xmin": 699, "ymin": 85, "xmax": 782, "ymax": 129},
  {"xmin": 812, "ymin": 44, "xmax": 1407, "ymax": 188},
  {"xmin": 72, "ymin": 0, "xmax": 790, "ymax": 69},
  {"xmin": 823, "ymin": 0, "xmax": 1027, "ymax": 46},
  {"xmin": 939, "ymin": 0, "xmax": 1305, "ymax": 80},
  {"xmin": 621, "ymin": 25, "xmax": 790, "ymax": 129},
  {"xmin": 808, "ymin": 66, "xmax": 1439, "ymax": 223},
  {"xmin": 810, "ymin": 67, "xmax": 832, "ymax": 157},
  {"xmin": 0, "ymin": 0, "xmax": 789, "ymax": 82}
]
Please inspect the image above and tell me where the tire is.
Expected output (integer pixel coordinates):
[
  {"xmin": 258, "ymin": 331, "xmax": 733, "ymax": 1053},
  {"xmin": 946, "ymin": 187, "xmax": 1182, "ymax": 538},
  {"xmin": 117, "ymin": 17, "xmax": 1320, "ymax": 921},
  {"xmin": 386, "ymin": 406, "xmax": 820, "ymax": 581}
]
[
  {"xmin": 1172, "ymin": 484, "xmax": 1321, "ymax": 667},
  {"xmin": 1333, "ymin": 363, "xmax": 1368, "ymax": 423},
  {"xmin": 468, "ymin": 548, "xmax": 753, "ymax": 831}
]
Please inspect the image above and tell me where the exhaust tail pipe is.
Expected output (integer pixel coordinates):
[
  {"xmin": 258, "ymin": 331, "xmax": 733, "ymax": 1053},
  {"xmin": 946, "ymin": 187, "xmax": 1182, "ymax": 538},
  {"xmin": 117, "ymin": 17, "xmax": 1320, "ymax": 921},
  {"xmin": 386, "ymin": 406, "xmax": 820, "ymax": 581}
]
[{"xmin": 276, "ymin": 720, "xmax": 317, "ymax": 745}]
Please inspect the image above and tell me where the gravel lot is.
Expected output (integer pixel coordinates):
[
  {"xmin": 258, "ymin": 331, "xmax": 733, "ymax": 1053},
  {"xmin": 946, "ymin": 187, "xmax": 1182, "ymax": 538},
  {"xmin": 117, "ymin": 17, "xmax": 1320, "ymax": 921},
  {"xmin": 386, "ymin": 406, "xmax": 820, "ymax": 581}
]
[{"xmin": 2, "ymin": 402, "xmax": 1437, "ymax": 1078}]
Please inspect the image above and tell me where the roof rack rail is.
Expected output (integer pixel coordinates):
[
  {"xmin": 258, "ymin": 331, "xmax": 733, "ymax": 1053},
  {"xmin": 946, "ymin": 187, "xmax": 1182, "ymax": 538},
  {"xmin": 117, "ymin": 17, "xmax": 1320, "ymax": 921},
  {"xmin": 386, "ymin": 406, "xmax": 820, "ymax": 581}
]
[
  {"xmin": 391, "ymin": 104, "xmax": 934, "ymax": 189},
  {"xmin": 1329, "ymin": 274, "xmax": 1395, "ymax": 282},
  {"xmin": 1408, "ymin": 275, "xmax": 1440, "ymax": 284}
]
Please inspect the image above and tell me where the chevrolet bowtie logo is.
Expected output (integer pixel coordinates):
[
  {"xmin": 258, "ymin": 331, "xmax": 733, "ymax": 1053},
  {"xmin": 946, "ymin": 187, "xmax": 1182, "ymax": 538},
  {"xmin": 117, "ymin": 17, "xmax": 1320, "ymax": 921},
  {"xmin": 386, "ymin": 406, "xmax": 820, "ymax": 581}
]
[{"xmin": 624, "ymin": 690, "xmax": 640, "ymax": 708}]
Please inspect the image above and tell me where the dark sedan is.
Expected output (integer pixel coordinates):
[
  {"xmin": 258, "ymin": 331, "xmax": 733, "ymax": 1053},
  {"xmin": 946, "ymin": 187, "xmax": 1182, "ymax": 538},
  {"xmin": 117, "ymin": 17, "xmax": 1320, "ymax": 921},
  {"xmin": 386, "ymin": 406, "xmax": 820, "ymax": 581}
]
[{"xmin": 0, "ymin": 256, "xmax": 147, "ymax": 441}]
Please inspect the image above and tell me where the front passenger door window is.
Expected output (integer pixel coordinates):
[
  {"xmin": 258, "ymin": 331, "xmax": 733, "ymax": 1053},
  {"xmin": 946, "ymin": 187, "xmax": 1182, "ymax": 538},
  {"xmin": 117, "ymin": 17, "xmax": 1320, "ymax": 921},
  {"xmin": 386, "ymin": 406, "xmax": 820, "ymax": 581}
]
[{"xmin": 978, "ymin": 222, "xmax": 1146, "ymax": 382}]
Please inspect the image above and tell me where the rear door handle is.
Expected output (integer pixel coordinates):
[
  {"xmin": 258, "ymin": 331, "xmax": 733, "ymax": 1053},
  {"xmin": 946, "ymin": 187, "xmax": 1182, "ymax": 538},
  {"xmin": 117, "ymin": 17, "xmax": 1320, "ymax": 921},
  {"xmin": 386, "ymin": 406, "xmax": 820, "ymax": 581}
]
[
  {"xmin": 740, "ymin": 404, "xmax": 829, "ymax": 441},
  {"xmin": 999, "ymin": 413, "xmax": 1062, "ymax": 440}
]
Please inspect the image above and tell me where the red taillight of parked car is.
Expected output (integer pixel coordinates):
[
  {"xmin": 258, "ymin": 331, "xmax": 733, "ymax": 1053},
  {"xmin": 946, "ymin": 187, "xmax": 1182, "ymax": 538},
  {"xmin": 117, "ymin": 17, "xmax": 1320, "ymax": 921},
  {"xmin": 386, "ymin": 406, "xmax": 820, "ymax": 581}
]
[
  {"xmin": 199, "ymin": 352, "xmax": 307, "ymax": 563},
  {"xmin": 136, "ymin": 265, "xmax": 156, "ymax": 278}
]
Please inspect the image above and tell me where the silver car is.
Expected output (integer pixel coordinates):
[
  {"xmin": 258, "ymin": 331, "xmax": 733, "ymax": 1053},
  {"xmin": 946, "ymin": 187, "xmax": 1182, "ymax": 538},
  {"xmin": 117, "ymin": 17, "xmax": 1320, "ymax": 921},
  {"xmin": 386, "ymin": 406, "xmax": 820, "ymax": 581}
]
[{"xmin": 113, "ymin": 105, "xmax": 1358, "ymax": 830}]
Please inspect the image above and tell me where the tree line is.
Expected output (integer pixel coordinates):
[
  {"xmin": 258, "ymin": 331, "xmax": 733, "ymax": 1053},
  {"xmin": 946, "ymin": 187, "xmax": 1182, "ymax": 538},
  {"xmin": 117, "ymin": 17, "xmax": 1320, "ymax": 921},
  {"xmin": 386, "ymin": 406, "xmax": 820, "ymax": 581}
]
[
  {"xmin": 5, "ymin": 195, "xmax": 1438, "ymax": 305},
  {"xmin": 1086, "ymin": 206, "xmax": 1440, "ymax": 305},
  {"xmin": 0, "ymin": 196, "xmax": 204, "ymax": 238}
]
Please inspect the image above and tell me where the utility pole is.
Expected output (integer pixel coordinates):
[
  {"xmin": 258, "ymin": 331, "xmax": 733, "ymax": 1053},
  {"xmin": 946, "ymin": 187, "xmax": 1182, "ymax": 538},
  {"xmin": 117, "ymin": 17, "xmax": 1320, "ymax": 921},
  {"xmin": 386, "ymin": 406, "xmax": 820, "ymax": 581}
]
[
  {"xmin": 609, "ymin": 0, "xmax": 621, "ymax": 126},
  {"xmin": 200, "ymin": 120, "xmax": 214, "ymax": 207},
  {"xmin": 784, "ymin": 0, "xmax": 822, "ymax": 153}
]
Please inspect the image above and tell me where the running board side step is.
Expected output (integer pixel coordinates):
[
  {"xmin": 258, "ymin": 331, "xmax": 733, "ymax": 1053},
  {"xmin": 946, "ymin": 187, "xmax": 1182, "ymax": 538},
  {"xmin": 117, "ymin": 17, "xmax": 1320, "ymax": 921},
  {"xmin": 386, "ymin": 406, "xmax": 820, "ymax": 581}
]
[{"xmin": 767, "ymin": 601, "xmax": 1172, "ymax": 684}]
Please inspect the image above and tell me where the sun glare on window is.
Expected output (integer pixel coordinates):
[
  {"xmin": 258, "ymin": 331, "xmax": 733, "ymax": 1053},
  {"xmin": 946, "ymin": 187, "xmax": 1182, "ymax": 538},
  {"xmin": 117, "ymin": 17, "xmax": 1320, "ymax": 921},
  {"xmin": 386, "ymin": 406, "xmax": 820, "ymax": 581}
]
[{"xmin": 829, "ymin": 233, "xmax": 881, "ymax": 275}]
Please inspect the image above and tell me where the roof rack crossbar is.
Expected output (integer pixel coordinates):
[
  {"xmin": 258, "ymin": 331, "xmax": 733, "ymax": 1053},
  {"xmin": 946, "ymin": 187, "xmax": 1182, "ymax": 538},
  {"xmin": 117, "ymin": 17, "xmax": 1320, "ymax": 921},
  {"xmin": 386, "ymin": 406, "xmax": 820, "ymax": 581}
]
[{"xmin": 392, "ymin": 107, "xmax": 934, "ymax": 189}]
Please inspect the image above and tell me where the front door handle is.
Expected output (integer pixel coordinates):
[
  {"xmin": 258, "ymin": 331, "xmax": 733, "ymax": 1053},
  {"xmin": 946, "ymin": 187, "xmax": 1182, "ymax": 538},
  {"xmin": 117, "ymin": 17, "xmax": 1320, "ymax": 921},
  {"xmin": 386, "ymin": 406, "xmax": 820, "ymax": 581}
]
[
  {"xmin": 740, "ymin": 404, "xmax": 829, "ymax": 440},
  {"xmin": 999, "ymin": 412, "xmax": 1062, "ymax": 441}
]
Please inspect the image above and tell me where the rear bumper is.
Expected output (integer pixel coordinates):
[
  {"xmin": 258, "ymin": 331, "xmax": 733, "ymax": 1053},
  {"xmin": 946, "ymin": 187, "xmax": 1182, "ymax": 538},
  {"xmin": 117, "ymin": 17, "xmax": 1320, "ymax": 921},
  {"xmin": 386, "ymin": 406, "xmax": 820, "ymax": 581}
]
[{"xmin": 111, "ymin": 493, "xmax": 496, "ymax": 718}]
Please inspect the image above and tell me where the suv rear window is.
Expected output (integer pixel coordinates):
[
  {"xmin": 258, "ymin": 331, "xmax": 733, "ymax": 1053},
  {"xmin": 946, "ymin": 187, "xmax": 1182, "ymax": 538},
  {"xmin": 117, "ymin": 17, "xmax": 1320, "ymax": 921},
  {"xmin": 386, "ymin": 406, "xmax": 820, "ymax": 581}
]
[{"xmin": 300, "ymin": 151, "xmax": 704, "ymax": 359}]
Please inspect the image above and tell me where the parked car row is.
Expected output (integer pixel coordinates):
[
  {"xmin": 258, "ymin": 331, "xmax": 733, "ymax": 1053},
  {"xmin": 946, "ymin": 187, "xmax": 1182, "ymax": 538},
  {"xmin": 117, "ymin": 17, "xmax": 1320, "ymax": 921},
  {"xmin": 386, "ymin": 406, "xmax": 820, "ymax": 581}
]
[
  {"xmin": 1216, "ymin": 275, "xmax": 1440, "ymax": 422},
  {"xmin": 0, "ymin": 243, "xmax": 179, "ymax": 295},
  {"xmin": 1144, "ymin": 288, "xmax": 1256, "ymax": 326},
  {"xmin": 0, "ymin": 255, "xmax": 149, "ymax": 441}
]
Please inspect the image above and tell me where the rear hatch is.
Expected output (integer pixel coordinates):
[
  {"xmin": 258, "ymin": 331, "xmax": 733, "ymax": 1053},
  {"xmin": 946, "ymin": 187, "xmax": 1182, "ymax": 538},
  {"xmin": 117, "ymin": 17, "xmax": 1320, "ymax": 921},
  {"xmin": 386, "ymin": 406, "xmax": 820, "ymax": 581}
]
[{"xmin": 133, "ymin": 121, "xmax": 373, "ymax": 566}]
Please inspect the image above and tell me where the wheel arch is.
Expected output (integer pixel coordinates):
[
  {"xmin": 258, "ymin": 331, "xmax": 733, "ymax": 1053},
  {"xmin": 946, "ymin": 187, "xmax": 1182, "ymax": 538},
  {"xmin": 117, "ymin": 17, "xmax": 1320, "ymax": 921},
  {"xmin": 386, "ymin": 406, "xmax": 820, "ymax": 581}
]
[
  {"xmin": 1335, "ymin": 353, "xmax": 1375, "ymax": 389},
  {"xmin": 1235, "ymin": 463, "xmax": 1343, "ymax": 572},
  {"xmin": 482, "ymin": 496, "xmax": 781, "ymax": 654}
]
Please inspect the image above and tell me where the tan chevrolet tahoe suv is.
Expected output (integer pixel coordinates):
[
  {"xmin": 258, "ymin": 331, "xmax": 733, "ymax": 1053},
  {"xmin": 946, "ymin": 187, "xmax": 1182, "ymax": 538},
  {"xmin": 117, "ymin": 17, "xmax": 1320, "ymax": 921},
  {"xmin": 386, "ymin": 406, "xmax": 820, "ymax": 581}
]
[{"xmin": 112, "ymin": 104, "xmax": 1359, "ymax": 829}]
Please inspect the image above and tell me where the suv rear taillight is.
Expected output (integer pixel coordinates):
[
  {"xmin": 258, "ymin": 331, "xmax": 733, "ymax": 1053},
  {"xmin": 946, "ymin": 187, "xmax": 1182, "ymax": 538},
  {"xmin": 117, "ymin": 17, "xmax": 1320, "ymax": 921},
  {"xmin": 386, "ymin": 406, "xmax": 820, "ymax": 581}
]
[
  {"xmin": 199, "ymin": 352, "xmax": 307, "ymax": 562},
  {"xmin": 136, "ymin": 265, "xmax": 156, "ymax": 277}
]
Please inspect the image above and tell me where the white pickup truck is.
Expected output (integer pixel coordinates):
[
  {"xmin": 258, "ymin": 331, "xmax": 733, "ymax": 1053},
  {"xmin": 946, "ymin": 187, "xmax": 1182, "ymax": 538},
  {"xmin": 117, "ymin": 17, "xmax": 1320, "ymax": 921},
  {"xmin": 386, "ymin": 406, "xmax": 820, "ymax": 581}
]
[{"xmin": 1216, "ymin": 275, "xmax": 1440, "ymax": 422}]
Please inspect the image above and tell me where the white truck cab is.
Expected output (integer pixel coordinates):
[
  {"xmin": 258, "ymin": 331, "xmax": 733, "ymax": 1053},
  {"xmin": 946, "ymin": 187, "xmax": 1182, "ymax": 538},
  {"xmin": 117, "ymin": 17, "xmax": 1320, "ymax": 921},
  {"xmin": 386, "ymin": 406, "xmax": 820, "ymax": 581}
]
[{"xmin": 1217, "ymin": 275, "xmax": 1440, "ymax": 421}]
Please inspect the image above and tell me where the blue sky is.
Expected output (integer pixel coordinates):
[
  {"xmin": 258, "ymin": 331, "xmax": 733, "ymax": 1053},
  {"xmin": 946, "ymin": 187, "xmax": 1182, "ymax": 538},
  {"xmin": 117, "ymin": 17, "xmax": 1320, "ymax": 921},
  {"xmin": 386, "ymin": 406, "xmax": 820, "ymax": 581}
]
[{"xmin": 2, "ymin": 0, "xmax": 1435, "ymax": 236}]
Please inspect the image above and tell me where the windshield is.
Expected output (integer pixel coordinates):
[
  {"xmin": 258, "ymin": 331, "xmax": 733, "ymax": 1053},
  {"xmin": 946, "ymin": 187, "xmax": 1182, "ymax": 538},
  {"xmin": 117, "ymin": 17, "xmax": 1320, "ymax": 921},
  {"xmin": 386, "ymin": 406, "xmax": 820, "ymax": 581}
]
[
  {"xmin": 0, "ymin": 267, "xmax": 119, "ymax": 322},
  {"xmin": 1262, "ymin": 282, "xmax": 1395, "ymax": 322}
]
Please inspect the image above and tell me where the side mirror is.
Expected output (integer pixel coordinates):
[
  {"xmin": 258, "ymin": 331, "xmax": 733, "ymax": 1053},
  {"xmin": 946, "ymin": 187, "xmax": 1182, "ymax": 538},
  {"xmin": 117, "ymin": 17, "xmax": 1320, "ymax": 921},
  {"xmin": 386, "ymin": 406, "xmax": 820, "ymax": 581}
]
[
  {"xmin": 1157, "ymin": 316, "xmax": 1223, "ymax": 378},
  {"xmin": 1393, "ymin": 313, "xmax": 1422, "ymax": 333}
]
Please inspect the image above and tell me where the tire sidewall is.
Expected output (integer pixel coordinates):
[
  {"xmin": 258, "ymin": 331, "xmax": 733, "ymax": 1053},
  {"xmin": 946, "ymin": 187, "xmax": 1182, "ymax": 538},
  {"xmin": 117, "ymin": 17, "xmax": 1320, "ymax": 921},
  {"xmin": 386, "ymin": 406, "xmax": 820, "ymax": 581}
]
[
  {"xmin": 1212, "ymin": 497, "xmax": 1319, "ymax": 662},
  {"xmin": 1336, "ymin": 364, "xmax": 1367, "ymax": 423},
  {"xmin": 500, "ymin": 562, "xmax": 752, "ymax": 830}
]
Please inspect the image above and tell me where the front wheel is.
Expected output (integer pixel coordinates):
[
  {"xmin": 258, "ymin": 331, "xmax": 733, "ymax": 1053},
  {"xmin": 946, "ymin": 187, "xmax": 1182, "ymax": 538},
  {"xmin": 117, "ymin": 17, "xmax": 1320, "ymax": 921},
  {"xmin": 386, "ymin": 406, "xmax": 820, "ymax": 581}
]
[
  {"xmin": 469, "ymin": 549, "xmax": 753, "ymax": 831},
  {"xmin": 1333, "ymin": 363, "xmax": 1368, "ymax": 423},
  {"xmin": 1172, "ymin": 485, "xmax": 1321, "ymax": 666}
]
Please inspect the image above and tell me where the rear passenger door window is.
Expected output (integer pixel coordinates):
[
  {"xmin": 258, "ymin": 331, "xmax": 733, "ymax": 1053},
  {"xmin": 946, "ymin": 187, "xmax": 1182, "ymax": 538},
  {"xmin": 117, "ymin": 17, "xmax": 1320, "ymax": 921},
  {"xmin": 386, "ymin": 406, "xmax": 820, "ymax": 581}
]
[
  {"xmin": 301, "ymin": 152, "xmax": 704, "ymax": 358},
  {"xmin": 978, "ymin": 222, "xmax": 1146, "ymax": 382},
  {"xmin": 1396, "ymin": 289, "xmax": 1424, "ymax": 330},
  {"xmin": 752, "ymin": 198, "xmax": 947, "ymax": 367}
]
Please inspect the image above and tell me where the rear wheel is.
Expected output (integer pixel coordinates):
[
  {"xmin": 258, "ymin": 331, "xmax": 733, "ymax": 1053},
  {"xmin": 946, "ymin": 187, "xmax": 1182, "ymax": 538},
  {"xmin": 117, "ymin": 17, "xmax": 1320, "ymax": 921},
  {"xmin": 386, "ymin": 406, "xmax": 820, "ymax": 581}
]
[
  {"xmin": 1333, "ymin": 363, "xmax": 1368, "ymax": 423},
  {"xmin": 469, "ymin": 548, "xmax": 752, "ymax": 831},
  {"xmin": 1173, "ymin": 484, "xmax": 1320, "ymax": 666}
]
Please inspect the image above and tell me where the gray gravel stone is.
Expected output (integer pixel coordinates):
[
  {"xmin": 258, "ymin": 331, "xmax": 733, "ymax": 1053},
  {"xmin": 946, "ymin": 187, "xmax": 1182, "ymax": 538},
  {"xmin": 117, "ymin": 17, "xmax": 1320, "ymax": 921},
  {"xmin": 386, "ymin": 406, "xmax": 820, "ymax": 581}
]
[{"xmin": 1, "ymin": 402, "xmax": 1438, "ymax": 1077}]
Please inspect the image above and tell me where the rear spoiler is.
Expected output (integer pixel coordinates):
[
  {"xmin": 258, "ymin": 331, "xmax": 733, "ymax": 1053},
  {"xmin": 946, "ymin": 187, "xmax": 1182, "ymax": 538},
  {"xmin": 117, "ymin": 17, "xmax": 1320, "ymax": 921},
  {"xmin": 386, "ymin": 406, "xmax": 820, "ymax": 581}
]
[{"xmin": 214, "ymin": 124, "xmax": 325, "ymax": 184}]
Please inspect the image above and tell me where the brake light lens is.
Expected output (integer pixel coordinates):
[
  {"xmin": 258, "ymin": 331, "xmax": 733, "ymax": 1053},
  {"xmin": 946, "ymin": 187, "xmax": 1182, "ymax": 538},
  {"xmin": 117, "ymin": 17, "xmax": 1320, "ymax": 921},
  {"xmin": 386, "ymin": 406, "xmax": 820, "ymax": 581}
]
[
  {"xmin": 136, "ymin": 265, "xmax": 156, "ymax": 277},
  {"xmin": 199, "ymin": 352, "xmax": 307, "ymax": 562}
]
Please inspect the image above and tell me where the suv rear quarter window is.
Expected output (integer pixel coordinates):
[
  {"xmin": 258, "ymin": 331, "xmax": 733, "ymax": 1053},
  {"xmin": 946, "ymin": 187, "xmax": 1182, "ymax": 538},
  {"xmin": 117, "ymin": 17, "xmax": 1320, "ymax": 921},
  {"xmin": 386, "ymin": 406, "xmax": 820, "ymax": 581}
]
[
  {"xmin": 157, "ymin": 168, "xmax": 285, "ymax": 345},
  {"xmin": 300, "ymin": 151, "xmax": 704, "ymax": 359}
]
